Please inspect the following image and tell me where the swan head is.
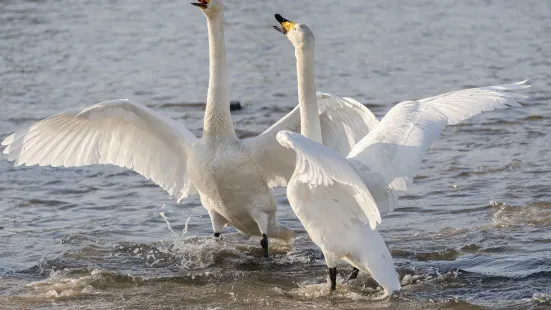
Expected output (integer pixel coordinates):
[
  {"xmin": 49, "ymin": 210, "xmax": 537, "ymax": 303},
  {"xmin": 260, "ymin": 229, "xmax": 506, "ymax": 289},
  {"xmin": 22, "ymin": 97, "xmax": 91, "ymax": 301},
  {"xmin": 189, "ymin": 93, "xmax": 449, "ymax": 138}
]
[
  {"xmin": 191, "ymin": 0, "xmax": 223, "ymax": 17},
  {"xmin": 273, "ymin": 14, "xmax": 315, "ymax": 50}
]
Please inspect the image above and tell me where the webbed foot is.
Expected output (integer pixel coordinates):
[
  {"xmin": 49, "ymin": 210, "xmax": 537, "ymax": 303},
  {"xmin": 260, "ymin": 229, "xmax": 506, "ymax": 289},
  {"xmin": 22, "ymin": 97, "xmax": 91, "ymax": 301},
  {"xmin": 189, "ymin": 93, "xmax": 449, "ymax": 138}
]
[{"xmin": 344, "ymin": 267, "xmax": 360, "ymax": 283}]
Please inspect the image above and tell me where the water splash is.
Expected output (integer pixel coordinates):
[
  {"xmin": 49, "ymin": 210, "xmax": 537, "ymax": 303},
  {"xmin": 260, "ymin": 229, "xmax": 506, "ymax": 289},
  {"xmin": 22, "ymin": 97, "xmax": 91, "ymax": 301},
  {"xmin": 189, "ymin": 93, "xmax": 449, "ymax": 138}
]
[
  {"xmin": 182, "ymin": 216, "xmax": 191, "ymax": 237},
  {"xmin": 288, "ymin": 282, "xmax": 382, "ymax": 301},
  {"xmin": 159, "ymin": 212, "xmax": 177, "ymax": 237},
  {"xmin": 160, "ymin": 210, "xmax": 191, "ymax": 241}
]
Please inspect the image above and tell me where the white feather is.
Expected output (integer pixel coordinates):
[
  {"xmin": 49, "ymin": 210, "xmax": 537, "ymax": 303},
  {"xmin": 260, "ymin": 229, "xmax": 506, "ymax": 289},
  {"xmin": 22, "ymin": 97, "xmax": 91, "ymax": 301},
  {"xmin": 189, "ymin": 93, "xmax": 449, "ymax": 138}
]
[
  {"xmin": 348, "ymin": 80, "xmax": 530, "ymax": 214},
  {"xmin": 2, "ymin": 99, "xmax": 199, "ymax": 202},
  {"xmin": 246, "ymin": 92, "xmax": 379, "ymax": 188},
  {"xmin": 276, "ymin": 130, "xmax": 381, "ymax": 230}
]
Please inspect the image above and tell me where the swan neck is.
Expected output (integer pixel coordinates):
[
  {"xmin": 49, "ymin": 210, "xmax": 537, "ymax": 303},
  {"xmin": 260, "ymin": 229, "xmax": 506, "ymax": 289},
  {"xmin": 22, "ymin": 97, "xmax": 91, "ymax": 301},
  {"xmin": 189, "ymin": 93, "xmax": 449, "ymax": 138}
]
[
  {"xmin": 203, "ymin": 14, "xmax": 236, "ymax": 140},
  {"xmin": 296, "ymin": 47, "xmax": 322, "ymax": 144}
]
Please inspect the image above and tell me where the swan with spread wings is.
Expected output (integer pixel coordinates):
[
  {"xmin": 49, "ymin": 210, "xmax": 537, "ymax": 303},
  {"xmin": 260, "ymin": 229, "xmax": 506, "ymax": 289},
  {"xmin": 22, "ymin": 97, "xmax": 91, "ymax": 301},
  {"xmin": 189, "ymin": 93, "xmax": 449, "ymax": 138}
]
[
  {"xmin": 1, "ymin": 0, "xmax": 379, "ymax": 258},
  {"xmin": 272, "ymin": 13, "xmax": 529, "ymax": 296}
]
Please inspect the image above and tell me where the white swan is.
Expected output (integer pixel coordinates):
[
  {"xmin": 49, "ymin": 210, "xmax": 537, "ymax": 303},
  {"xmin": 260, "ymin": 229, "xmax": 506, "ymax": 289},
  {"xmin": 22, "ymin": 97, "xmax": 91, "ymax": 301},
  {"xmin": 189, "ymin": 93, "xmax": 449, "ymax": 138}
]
[
  {"xmin": 272, "ymin": 14, "xmax": 530, "ymax": 296},
  {"xmin": 273, "ymin": 14, "xmax": 399, "ymax": 296},
  {"xmin": 0, "ymin": 0, "xmax": 378, "ymax": 257}
]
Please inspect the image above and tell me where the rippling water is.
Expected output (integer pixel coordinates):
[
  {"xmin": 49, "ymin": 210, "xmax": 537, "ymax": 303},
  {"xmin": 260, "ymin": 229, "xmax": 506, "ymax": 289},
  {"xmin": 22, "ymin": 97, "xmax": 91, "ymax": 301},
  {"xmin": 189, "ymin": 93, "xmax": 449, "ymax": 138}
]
[{"xmin": 1, "ymin": 0, "xmax": 551, "ymax": 309}]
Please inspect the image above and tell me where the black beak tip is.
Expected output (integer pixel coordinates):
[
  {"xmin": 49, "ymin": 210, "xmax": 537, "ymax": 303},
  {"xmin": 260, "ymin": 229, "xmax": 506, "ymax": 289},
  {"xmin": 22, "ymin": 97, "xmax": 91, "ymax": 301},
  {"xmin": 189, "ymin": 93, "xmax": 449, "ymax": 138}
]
[{"xmin": 275, "ymin": 14, "xmax": 287, "ymax": 24}]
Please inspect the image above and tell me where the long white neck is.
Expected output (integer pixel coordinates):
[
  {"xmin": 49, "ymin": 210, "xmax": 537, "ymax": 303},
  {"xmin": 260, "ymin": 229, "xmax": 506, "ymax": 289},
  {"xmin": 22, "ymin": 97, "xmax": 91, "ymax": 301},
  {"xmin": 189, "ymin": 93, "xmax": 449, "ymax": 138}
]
[
  {"xmin": 203, "ymin": 13, "xmax": 236, "ymax": 141},
  {"xmin": 295, "ymin": 46, "xmax": 322, "ymax": 143}
]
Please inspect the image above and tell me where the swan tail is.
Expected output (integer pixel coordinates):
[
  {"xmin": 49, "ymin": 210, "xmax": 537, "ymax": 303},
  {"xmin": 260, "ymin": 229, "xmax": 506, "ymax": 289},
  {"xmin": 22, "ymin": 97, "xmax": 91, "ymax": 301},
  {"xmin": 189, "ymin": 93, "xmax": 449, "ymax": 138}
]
[{"xmin": 344, "ymin": 227, "xmax": 400, "ymax": 296}]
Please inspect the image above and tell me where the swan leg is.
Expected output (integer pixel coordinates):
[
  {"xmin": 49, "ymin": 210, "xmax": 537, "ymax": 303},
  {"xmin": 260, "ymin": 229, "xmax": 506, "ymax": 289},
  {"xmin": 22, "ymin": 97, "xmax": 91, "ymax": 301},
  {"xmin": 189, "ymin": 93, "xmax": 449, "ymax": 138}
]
[
  {"xmin": 323, "ymin": 251, "xmax": 340, "ymax": 293},
  {"xmin": 252, "ymin": 211, "xmax": 270, "ymax": 258},
  {"xmin": 345, "ymin": 267, "xmax": 360, "ymax": 282},
  {"xmin": 208, "ymin": 210, "xmax": 227, "ymax": 238},
  {"xmin": 328, "ymin": 268, "xmax": 337, "ymax": 291},
  {"xmin": 260, "ymin": 234, "xmax": 269, "ymax": 258}
]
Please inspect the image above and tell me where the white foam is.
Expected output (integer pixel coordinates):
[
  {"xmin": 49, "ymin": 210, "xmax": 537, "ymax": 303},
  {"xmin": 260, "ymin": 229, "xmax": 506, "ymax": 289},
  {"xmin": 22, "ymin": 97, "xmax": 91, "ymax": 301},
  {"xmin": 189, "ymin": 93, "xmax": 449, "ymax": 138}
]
[
  {"xmin": 158, "ymin": 230, "xmax": 294, "ymax": 270},
  {"xmin": 161, "ymin": 234, "xmax": 251, "ymax": 270},
  {"xmin": 24, "ymin": 269, "xmax": 110, "ymax": 299},
  {"xmin": 532, "ymin": 293, "xmax": 551, "ymax": 305},
  {"xmin": 490, "ymin": 201, "xmax": 551, "ymax": 227},
  {"xmin": 288, "ymin": 280, "xmax": 386, "ymax": 301}
]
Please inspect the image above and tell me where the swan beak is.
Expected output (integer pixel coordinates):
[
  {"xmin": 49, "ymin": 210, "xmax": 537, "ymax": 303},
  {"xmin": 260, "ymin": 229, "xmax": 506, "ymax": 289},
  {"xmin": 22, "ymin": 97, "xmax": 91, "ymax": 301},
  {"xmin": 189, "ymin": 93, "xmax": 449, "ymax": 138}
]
[
  {"xmin": 191, "ymin": 0, "xmax": 209, "ymax": 8},
  {"xmin": 273, "ymin": 14, "xmax": 295, "ymax": 35}
]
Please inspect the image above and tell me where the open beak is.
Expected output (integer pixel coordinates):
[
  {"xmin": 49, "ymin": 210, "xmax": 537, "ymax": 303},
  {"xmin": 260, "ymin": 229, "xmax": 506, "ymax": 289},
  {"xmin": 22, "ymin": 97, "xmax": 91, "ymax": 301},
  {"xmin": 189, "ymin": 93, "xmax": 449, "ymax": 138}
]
[
  {"xmin": 191, "ymin": 0, "xmax": 208, "ymax": 9},
  {"xmin": 273, "ymin": 14, "xmax": 294, "ymax": 35}
]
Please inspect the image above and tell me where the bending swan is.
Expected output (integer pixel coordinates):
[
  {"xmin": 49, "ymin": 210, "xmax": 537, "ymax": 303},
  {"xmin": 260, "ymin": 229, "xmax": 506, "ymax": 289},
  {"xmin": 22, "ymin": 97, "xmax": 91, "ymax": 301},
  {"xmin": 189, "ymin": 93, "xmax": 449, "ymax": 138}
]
[
  {"xmin": 272, "ymin": 14, "xmax": 530, "ymax": 296},
  {"xmin": 1, "ymin": 0, "xmax": 378, "ymax": 257}
]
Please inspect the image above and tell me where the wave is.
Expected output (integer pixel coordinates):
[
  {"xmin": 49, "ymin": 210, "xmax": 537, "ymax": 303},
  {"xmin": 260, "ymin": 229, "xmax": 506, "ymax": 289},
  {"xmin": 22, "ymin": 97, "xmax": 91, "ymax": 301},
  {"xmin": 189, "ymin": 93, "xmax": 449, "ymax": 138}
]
[
  {"xmin": 490, "ymin": 201, "xmax": 551, "ymax": 227},
  {"xmin": 23, "ymin": 269, "xmax": 140, "ymax": 299}
]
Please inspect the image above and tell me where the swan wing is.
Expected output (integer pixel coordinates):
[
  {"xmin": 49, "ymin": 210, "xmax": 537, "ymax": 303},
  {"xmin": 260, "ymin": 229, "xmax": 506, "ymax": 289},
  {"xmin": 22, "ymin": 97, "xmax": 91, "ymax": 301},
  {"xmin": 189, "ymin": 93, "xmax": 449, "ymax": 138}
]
[
  {"xmin": 2, "ymin": 99, "xmax": 199, "ymax": 202},
  {"xmin": 348, "ymin": 80, "xmax": 530, "ymax": 214},
  {"xmin": 243, "ymin": 105, "xmax": 300, "ymax": 188},
  {"xmin": 276, "ymin": 130, "xmax": 381, "ymax": 230},
  {"xmin": 317, "ymin": 92, "xmax": 379, "ymax": 157},
  {"xmin": 246, "ymin": 93, "xmax": 378, "ymax": 187}
]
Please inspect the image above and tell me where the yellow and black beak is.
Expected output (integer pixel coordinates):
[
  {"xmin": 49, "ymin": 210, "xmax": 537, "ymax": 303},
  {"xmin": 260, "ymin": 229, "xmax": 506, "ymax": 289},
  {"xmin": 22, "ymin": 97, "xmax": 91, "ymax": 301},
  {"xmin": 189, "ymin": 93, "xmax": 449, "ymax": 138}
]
[
  {"xmin": 273, "ymin": 14, "xmax": 295, "ymax": 35},
  {"xmin": 191, "ymin": 0, "xmax": 209, "ymax": 9}
]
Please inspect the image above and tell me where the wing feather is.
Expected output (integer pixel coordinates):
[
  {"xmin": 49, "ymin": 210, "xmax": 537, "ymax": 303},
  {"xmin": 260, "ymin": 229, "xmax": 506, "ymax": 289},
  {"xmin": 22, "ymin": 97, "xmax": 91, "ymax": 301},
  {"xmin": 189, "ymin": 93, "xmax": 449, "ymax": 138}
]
[
  {"xmin": 247, "ymin": 93, "xmax": 379, "ymax": 188},
  {"xmin": 317, "ymin": 93, "xmax": 379, "ymax": 156},
  {"xmin": 277, "ymin": 130, "xmax": 381, "ymax": 230},
  {"xmin": 348, "ymin": 80, "xmax": 530, "ymax": 214},
  {"xmin": 2, "ymin": 99, "xmax": 199, "ymax": 201}
]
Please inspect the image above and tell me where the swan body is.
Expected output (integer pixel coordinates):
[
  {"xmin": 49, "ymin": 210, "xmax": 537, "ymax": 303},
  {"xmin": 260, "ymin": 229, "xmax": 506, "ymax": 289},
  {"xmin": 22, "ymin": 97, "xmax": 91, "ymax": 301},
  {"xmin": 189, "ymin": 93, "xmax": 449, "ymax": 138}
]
[
  {"xmin": 184, "ymin": 1, "xmax": 289, "ymax": 243},
  {"xmin": 1, "ymin": 0, "xmax": 379, "ymax": 255},
  {"xmin": 274, "ymin": 15, "xmax": 399, "ymax": 296},
  {"xmin": 273, "ymin": 14, "xmax": 529, "ymax": 296},
  {"xmin": 187, "ymin": 137, "xmax": 286, "ymax": 239}
]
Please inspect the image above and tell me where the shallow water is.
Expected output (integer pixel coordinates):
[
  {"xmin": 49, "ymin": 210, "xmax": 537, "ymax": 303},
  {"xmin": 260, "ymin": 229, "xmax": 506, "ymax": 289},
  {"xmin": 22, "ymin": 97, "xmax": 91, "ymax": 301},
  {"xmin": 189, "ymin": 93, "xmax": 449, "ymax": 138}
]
[{"xmin": 1, "ymin": 0, "xmax": 551, "ymax": 309}]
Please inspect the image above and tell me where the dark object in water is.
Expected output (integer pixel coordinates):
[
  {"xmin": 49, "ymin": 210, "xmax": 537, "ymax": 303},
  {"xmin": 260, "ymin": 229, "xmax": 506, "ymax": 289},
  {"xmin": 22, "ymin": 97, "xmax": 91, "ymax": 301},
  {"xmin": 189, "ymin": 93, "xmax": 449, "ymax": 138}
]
[
  {"xmin": 159, "ymin": 100, "xmax": 242, "ymax": 111},
  {"xmin": 230, "ymin": 101, "xmax": 242, "ymax": 111}
]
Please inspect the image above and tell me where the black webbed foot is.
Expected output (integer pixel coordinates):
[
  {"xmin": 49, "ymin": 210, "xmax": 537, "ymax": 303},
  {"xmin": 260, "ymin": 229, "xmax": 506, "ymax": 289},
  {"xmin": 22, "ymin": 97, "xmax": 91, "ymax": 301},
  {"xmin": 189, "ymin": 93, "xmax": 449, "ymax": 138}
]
[{"xmin": 345, "ymin": 267, "xmax": 360, "ymax": 282}]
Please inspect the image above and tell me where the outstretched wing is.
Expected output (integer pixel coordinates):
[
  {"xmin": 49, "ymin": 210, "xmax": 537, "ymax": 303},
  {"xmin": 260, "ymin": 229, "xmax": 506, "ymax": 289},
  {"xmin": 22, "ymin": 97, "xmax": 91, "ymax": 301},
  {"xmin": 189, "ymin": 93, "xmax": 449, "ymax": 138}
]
[
  {"xmin": 2, "ymin": 99, "xmax": 199, "ymax": 202},
  {"xmin": 348, "ymin": 80, "xmax": 530, "ymax": 214},
  {"xmin": 276, "ymin": 130, "xmax": 381, "ymax": 230},
  {"xmin": 317, "ymin": 93, "xmax": 379, "ymax": 156},
  {"xmin": 246, "ymin": 93, "xmax": 378, "ymax": 188}
]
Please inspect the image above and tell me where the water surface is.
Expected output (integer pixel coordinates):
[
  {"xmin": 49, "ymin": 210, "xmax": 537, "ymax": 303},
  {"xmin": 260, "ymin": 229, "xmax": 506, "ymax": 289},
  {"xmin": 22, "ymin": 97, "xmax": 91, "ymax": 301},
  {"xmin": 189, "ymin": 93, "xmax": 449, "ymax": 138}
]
[{"xmin": 1, "ymin": 0, "xmax": 550, "ymax": 309}]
